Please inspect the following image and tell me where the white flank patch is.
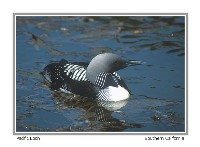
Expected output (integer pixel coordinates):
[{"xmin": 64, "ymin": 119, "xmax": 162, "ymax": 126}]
[
  {"xmin": 99, "ymin": 85, "xmax": 130, "ymax": 101},
  {"xmin": 60, "ymin": 88, "xmax": 72, "ymax": 94}
]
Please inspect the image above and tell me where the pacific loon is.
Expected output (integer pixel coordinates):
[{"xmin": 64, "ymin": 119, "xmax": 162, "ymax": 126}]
[{"xmin": 41, "ymin": 53, "xmax": 143, "ymax": 102}]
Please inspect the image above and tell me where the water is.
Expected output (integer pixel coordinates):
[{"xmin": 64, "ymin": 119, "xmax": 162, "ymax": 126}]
[{"xmin": 16, "ymin": 16, "xmax": 185, "ymax": 132}]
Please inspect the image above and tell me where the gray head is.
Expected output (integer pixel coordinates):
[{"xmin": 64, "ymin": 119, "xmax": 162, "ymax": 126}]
[{"xmin": 86, "ymin": 53, "xmax": 143, "ymax": 84}]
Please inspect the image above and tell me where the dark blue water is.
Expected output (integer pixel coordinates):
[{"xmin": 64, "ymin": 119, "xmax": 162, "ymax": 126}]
[{"xmin": 16, "ymin": 16, "xmax": 185, "ymax": 132}]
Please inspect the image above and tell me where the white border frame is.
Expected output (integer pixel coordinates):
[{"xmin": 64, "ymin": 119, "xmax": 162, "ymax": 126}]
[{"xmin": 14, "ymin": 13, "xmax": 188, "ymax": 135}]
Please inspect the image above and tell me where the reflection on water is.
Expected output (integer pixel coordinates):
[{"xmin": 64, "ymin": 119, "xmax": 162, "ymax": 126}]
[
  {"xmin": 97, "ymin": 99, "xmax": 129, "ymax": 111},
  {"xmin": 53, "ymin": 92, "xmax": 142, "ymax": 131},
  {"xmin": 16, "ymin": 16, "xmax": 185, "ymax": 132}
]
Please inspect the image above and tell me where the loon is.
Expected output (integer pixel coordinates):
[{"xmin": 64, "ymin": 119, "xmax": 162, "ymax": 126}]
[{"xmin": 41, "ymin": 53, "xmax": 142, "ymax": 102}]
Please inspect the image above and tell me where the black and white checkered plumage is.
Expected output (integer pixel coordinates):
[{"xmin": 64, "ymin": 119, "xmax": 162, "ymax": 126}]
[
  {"xmin": 94, "ymin": 72, "xmax": 120, "ymax": 88},
  {"xmin": 41, "ymin": 53, "xmax": 142, "ymax": 102}
]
